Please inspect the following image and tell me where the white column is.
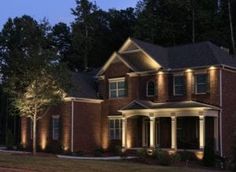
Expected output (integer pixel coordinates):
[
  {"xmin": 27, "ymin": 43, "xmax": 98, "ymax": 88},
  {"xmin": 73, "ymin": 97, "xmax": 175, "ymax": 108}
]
[
  {"xmin": 149, "ymin": 116, "xmax": 156, "ymax": 148},
  {"xmin": 122, "ymin": 117, "xmax": 127, "ymax": 148},
  {"xmin": 171, "ymin": 116, "xmax": 177, "ymax": 150},
  {"xmin": 214, "ymin": 117, "xmax": 219, "ymax": 152},
  {"xmin": 199, "ymin": 115, "xmax": 205, "ymax": 150}
]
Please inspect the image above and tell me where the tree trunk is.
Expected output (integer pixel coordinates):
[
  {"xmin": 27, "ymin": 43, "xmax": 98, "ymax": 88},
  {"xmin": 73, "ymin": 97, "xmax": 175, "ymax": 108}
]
[
  {"xmin": 228, "ymin": 0, "xmax": 236, "ymax": 54},
  {"xmin": 84, "ymin": 25, "xmax": 88, "ymax": 71},
  {"xmin": 32, "ymin": 113, "xmax": 37, "ymax": 155},
  {"xmin": 191, "ymin": 0, "xmax": 196, "ymax": 43}
]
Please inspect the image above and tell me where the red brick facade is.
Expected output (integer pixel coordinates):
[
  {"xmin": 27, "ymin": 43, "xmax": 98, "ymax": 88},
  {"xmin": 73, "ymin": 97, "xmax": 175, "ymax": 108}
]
[{"xmin": 21, "ymin": 40, "xmax": 236, "ymax": 158}]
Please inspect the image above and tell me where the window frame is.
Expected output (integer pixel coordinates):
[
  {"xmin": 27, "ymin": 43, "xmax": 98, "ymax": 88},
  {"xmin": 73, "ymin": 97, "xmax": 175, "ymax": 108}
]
[
  {"xmin": 195, "ymin": 73, "xmax": 208, "ymax": 94},
  {"xmin": 52, "ymin": 115, "xmax": 60, "ymax": 141},
  {"xmin": 108, "ymin": 77, "xmax": 126, "ymax": 98},
  {"xmin": 146, "ymin": 80, "xmax": 156, "ymax": 97},
  {"xmin": 173, "ymin": 74, "xmax": 186, "ymax": 96},
  {"xmin": 109, "ymin": 118, "xmax": 122, "ymax": 140}
]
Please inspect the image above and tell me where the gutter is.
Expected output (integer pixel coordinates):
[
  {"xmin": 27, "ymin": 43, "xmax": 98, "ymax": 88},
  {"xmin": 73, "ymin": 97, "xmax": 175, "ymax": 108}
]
[{"xmin": 71, "ymin": 100, "xmax": 74, "ymax": 153}]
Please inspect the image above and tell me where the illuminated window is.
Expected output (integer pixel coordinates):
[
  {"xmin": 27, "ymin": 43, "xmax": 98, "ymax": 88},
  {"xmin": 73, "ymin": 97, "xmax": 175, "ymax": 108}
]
[
  {"xmin": 146, "ymin": 81, "xmax": 155, "ymax": 97},
  {"xmin": 109, "ymin": 78, "xmax": 126, "ymax": 98},
  {"xmin": 195, "ymin": 74, "xmax": 208, "ymax": 94},
  {"xmin": 109, "ymin": 119, "xmax": 122, "ymax": 140},
  {"xmin": 52, "ymin": 116, "xmax": 60, "ymax": 141},
  {"xmin": 173, "ymin": 75, "xmax": 185, "ymax": 96}
]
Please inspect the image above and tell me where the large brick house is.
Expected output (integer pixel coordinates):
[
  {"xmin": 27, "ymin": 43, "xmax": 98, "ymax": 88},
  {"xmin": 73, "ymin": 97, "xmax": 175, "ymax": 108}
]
[{"xmin": 21, "ymin": 38, "xmax": 236, "ymax": 157}]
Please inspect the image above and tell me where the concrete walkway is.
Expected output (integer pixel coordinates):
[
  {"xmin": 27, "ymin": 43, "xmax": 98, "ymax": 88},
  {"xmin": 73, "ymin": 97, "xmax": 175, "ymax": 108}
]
[{"xmin": 57, "ymin": 155, "xmax": 136, "ymax": 160}]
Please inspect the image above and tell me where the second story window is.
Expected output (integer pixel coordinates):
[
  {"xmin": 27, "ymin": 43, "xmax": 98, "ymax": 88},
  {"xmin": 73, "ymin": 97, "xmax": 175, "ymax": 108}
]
[
  {"xmin": 109, "ymin": 78, "xmax": 126, "ymax": 98},
  {"xmin": 146, "ymin": 81, "xmax": 155, "ymax": 97},
  {"xmin": 174, "ymin": 75, "xmax": 185, "ymax": 96},
  {"xmin": 195, "ymin": 74, "xmax": 208, "ymax": 94}
]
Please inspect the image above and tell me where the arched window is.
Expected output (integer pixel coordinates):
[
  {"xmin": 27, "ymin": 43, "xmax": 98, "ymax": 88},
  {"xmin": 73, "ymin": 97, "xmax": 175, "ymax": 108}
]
[{"xmin": 146, "ymin": 81, "xmax": 155, "ymax": 97}]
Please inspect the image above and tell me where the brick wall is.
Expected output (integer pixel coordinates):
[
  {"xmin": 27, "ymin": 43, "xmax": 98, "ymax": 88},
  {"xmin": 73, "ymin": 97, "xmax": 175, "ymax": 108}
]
[
  {"xmin": 73, "ymin": 101, "xmax": 102, "ymax": 153},
  {"xmin": 222, "ymin": 69, "xmax": 236, "ymax": 156}
]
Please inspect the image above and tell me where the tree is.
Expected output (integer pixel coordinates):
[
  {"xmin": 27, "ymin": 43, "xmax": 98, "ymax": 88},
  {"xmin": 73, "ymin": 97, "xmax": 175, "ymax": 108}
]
[
  {"xmin": 0, "ymin": 15, "xmax": 70, "ymax": 154},
  {"xmin": 50, "ymin": 23, "xmax": 73, "ymax": 67},
  {"xmin": 14, "ymin": 69, "xmax": 67, "ymax": 155},
  {"xmin": 228, "ymin": 0, "xmax": 236, "ymax": 54},
  {"xmin": 71, "ymin": 0, "xmax": 98, "ymax": 70}
]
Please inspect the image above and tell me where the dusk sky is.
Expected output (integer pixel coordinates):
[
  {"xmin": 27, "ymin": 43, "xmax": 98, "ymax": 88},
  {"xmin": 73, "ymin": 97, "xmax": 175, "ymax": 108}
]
[{"xmin": 0, "ymin": 0, "xmax": 138, "ymax": 29}]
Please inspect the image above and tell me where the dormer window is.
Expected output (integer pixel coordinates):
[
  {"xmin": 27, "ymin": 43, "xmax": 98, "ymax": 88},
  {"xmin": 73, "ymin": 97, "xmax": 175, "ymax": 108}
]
[
  {"xmin": 109, "ymin": 78, "xmax": 126, "ymax": 98},
  {"xmin": 195, "ymin": 74, "xmax": 208, "ymax": 94},
  {"xmin": 146, "ymin": 81, "xmax": 155, "ymax": 97},
  {"xmin": 173, "ymin": 75, "xmax": 185, "ymax": 96}
]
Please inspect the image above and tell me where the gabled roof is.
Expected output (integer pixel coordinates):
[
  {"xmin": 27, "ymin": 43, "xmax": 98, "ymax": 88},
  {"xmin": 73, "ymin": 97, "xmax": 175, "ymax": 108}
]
[
  {"xmin": 130, "ymin": 38, "xmax": 169, "ymax": 68},
  {"xmin": 121, "ymin": 100, "xmax": 149, "ymax": 110},
  {"xmin": 120, "ymin": 100, "xmax": 220, "ymax": 111},
  {"xmin": 167, "ymin": 41, "xmax": 236, "ymax": 69},
  {"xmin": 97, "ymin": 38, "xmax": 236, "ymax": 76},
  {"xmin": 68, "ymin": 71, "xmax": 97, "ymax": 99}
]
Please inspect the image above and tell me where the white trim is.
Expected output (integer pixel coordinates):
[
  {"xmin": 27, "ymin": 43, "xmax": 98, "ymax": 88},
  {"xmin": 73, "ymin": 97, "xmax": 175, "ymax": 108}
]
[
  {"xmin": 64, "ymin": 97, "xmax": 103, "ymax": 104},
  {"xmin": 118, "ymin": 37, "xmax": 136, "ymax": 53},
  {"xmin": 122, "ymin": 49, "xmax": 141, "ymax": 54},
  {"xmin": 108, "ymin": 77, "xmax": 126, "ymax": 98},
  {"xmin": 108, "ymin": 116, "xmax": 122, "ymax": 119},
  {"xmin": 120, "ymin": 100, "xmax": 149, "ymax": 110},
  {"xmin": 71, "ymin": 101, "xmax": 74, "ymax": 152},
  {"xmin": 96, "ymin": 52, "xmax": 136, "ymax": 76},
  {"xmin": 108, "ymin": 77, "xmax": 125, "ymax": 82},
  {"xmin": 129, "ymin": 38, "xmax": 161, "ymax": 69},
  {"xmin": 219, "ymin": 69, "xmax": 223, "ymax": 156},
  {"xmin": 126, "ymin": 72, "xmax": 139, "ymax": 77}
]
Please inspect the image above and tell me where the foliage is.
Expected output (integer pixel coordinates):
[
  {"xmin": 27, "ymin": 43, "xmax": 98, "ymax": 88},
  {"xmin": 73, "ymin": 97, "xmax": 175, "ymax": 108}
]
[
  {"xmin": 45, "ymin": 142, "xmax": 63, "ymax": 154},
  {"xmin": 156, "ymin": 150, "xmax": 172, "ymax": 166},
  {"xmin": 137, "ymin": 148, "xmax": 149, "ymax": 159},
  {"xmin": 0, "ymin": 15, "xmax": 70, "ymax": 154},
  {"xmin": 5, "ymin": 129, "xmax": 15, "ymax": 149},
  {"xmin": 179, "ymin": 150, "xmax": 197, "ymax": 162},
  {"xmin": 93, "ymin": 147, "xmax": 105, "ymax": 157},
  {"xmin": 229, "ymin": 133, "xmax": 236, "ymax": 171}
]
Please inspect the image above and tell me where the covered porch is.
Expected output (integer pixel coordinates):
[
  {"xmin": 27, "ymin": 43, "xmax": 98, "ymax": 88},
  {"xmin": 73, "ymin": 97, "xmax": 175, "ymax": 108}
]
[{"xmin": 118, "ymin": 100, "xmax": 220, "ymax": 154}]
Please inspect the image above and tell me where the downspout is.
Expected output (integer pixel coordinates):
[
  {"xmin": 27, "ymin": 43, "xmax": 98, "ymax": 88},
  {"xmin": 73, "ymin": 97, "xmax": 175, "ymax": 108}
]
[
  {"xmin": 71, "ymin": 100, "xmax": 74, "ymax": 153},
  {"xmin": 219, "ymin": 68, "xmax": 223, "ymax": 156}
]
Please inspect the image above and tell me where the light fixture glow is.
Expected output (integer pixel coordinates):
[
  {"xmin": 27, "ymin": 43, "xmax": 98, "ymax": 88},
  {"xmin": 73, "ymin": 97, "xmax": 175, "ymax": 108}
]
[{"xmin": 185, "ymin": 69, "xmax": 192, "ymax": 73}]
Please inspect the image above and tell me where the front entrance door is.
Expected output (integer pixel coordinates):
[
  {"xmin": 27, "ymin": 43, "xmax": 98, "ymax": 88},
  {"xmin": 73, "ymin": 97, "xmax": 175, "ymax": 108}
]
[{"xmin": 142, "ymin": 118, "xmax": 150, "ymax": 147}]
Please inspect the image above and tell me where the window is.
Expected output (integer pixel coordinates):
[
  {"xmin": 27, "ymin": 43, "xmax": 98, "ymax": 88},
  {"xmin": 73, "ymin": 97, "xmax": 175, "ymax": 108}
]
[
  {"xmin": 109, "ymin": 78, "xmax": 126, "ymax": 98},
  {"xmin": 30, "ymin": 120, "xmax": 33, "ymax": 140},
  {"xmin": 174, "ymin": 75, "xmax": 185, "ymax": 96},
  {"xmin": 146, "ymin": 81, "xmax": 155, "ymax": 97},
  {"xmin": 109, "ymin": 119, "xmax": 122, "ymax": 140},
  {"xmin": 195, "ymin": 74, "xmax": 208, "ymax": 94},
  {"xmin": 52, "ymin": 116, "xmax": 60, "ymax": 140}
]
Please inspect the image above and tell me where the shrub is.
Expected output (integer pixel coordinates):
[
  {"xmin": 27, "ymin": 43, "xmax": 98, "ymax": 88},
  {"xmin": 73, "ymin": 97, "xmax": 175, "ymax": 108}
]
[
  {"xmin": 203, "ymin": 140, "xmax": 216, "ymax": 167},
  {"xmin": 156, "ymin": 151, "xmax": 172, "ymax": 166},
  {"xmin": 93, "ymin": 147, "xmax": 104, "ymax": 157},
  {"xmin": 230, "ymin": 133, "xmax": 236, "ymax": 171},
  {"xmin": 137, "ymin": 148, "xmax": 148, "ymax": 159},
  {"xmin": 171, "ymin": 152, "xmax": 181, "ymax": 164},
  {"xmin": 45, "ymin": 142, "xmax": 63, "ymax": 153},
  {"xmin": 179, "ymin": 150, "xmax": 196, "ymax": 161}
]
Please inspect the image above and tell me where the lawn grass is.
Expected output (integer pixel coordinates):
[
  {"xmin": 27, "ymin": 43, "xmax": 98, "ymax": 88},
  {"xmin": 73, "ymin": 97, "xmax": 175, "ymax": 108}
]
[{"xmin": 0, "ymin": 153, "xmax": 220, "ymax": 172}]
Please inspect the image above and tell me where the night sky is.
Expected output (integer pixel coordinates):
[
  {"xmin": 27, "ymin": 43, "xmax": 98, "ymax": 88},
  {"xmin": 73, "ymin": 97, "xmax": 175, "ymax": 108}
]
[{"xmin": 0, "ymin": 0, "xmax": 138, "ymax": 29}]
